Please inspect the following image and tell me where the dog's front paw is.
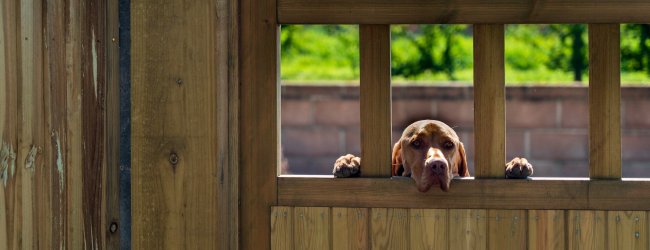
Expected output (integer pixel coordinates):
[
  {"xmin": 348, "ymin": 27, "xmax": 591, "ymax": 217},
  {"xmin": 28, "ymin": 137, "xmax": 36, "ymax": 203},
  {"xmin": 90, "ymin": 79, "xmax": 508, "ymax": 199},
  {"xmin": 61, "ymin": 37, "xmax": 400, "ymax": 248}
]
[
  {"xmin": 333, "ymin": 154, "xmax": 361, "ymax": 178},
  {"xmin": 505, "ymin": 157, "xmax": 533, "ymax": 179}
]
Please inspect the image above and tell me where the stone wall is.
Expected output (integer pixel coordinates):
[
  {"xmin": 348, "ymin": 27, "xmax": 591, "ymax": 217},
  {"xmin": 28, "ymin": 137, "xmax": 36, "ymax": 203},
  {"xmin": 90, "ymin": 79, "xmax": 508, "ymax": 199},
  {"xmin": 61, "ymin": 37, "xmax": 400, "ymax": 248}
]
[{"xmin": 281, "ymin": 85, "xmax": 650, "ymax": 177}]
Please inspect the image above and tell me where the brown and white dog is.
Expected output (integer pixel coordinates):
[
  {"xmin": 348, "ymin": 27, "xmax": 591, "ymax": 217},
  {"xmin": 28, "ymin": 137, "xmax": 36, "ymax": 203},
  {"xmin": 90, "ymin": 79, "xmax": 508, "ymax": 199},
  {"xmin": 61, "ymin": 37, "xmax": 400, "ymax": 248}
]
[{"xmin": 333, "ymin": 120, "xmax": 533, "ymax": 192}]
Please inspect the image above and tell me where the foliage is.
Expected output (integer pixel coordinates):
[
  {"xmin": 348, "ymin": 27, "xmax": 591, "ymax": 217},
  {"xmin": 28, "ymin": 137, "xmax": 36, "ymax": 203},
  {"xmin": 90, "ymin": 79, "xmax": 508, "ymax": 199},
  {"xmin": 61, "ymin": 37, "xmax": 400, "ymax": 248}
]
[{"xmin": 280, "ymin": 24, "xmax": 650, "ymax": 85}]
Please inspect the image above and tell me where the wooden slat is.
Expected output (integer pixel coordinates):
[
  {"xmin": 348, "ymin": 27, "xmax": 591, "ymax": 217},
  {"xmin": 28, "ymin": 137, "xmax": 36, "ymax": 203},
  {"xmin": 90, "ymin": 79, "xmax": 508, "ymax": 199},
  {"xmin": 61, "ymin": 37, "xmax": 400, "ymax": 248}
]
[
  {"xmin": 449, "ymin": 209, "xmax": 487, "ymax": 250},
  {"xmin": 473, "ymin": 24, "xmax": 505, "ymax": 179},
  {"xmin": 278, "ymin": 177, "xmax": 650, "ymax": 210},
  {"xmin": 371, "ymin": 208, "xmax": 409, "ymax": 249},
  {"xmin": 360, "ymin": 24, "xmax": 392, "ymax": 177},
  {"xmin": 271, "ymin": 206, "xmax": 293, "ymax": 250},
  {"xmin": 410, "ymin": 209, "xmax": 448, "ymax": 250},
  {"xmin": 588, "ymin": 24, "xmax": 621, "ymax": 179},
  {"xmin": 278, "ymin": 0, "xmax": 650, "ymax": 24},
  {"xmin": 332, "ymin": 207, "xmax": 369, "ymax": 250},
  {"xmin": 105, "ymin": 0, "xmax": 121, "ymax": 247},
  {"xmin": 607, "ymin": 211, "xmax": 647, "ymax": 250},
  {"xmin": 240, "ymin": 0, "xmax": 278, "ymax": 246},
  {"xmin": 131, "ymin": 0, "xmax": 228, "ymax": 248},
  {"xmin": 294, "ymin": 207, "xmax": 330, "ymax": 250},
  {"xmin": 567, "ymin": 210, "xmax": 606, "ymax": 250},
  {"xmin": 488, "ymin": 210, "xmax": 527, "ymax": 250},
  {"xmin": 0, "ymin": 0, "xmax": 19, "ymax": 248},
  {"xmin": 528, "ymin": 210, "xmax": 565, "ymax": 250}
]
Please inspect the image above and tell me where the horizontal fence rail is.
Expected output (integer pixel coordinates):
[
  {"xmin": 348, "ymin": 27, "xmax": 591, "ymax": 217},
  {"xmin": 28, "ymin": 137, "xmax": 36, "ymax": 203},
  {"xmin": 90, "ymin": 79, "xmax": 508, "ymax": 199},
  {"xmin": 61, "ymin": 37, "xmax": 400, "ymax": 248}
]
[{"xmin": 278, "ymin": 0, "xmax": 650, "ymax": 24}]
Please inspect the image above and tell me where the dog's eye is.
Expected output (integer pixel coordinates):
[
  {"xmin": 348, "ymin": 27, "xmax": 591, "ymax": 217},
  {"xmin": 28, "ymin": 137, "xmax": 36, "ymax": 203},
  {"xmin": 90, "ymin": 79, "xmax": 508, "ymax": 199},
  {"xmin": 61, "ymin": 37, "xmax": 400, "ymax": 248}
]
[
  {"xmin": 411, "ymin": 139, "xmax": 422, "ymax": 149},
  {"xmin": 443, "ymin": 141, "xmax": 454, "ymax": 150}
]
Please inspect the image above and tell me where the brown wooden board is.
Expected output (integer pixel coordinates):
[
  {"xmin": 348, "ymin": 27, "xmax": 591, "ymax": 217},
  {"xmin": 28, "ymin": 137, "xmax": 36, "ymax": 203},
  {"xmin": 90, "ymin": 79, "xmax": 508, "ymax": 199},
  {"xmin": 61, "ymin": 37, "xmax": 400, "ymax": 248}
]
[
  {"xmin": 360, "ymin": 24, "xmax": 392, "ymax": 177},
  {"xmin": 567, "ymin": 210, "xmax": 606, "ymax": 250},
  {"xmin": 410, "ymin": 209, "xmax": 448, "ymax": 250},
  {"xmin": 332, "ymin": 207, "xmax": 369, "ymax": 250},
  {"xmin": 528, "ymin": 210, "xmax": 565, "ymax": 250},
  {"xmin": 278, "ymin": 177, "xmax": 650, "ymax": 210},
  {"xmin": 488, "ymin": 210, "xmax": 527, "ymax": 250},
  {"xmin": 607, "ymin": 211, "xmax": 648, "ymax": 250},
  {"xmin": 473, "ymin": 24, "xmax": 505, "ymax": 179},
  {"xmin": 371, "ymin": 208, "xmax": 409, "ymax": 249},
  {"xmin": 271, "ymin": 206, "xmax": 293, "ymax": 250},
  {"xmin": 294, "ymin": 207, "xmax": 331, "ymax": 250},
  {"xmin": 588, "ymin": 24, "xmax": 621, "ymax": 179},
  {"xmin": 449, "ymin": 209, "xmax": 487, "ymax": 250},
  {"xmin": 278, "ymin": 0, "xmax": 650, "ymax": 24}
]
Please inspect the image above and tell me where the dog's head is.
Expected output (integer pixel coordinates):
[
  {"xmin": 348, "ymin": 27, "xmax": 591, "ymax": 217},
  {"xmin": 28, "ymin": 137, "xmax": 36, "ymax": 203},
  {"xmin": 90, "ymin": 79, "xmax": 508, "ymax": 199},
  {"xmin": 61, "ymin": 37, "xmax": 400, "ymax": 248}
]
[{"xmin": 391, "ymin": 120, "xmax": 469, "ymax": 192}]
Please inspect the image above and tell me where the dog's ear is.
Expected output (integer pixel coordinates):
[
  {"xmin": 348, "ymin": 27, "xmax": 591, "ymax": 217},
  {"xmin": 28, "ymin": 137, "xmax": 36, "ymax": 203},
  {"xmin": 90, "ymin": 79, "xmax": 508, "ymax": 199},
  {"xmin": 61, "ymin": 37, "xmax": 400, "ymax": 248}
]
[
  {"xmin": 391, "ymin": 141, "xmax": 405, "ymax": 176},
  {"xmin": 456, "ymin": 142, "xmax": 470, "ymax": 177}
]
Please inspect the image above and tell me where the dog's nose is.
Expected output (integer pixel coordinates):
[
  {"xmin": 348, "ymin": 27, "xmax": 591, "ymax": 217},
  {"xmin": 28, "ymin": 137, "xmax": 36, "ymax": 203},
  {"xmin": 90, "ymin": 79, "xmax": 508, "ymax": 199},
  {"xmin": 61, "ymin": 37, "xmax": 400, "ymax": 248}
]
[{"xmin": 426, "ymin": 158, "xmax": 448, "ymax": 175}]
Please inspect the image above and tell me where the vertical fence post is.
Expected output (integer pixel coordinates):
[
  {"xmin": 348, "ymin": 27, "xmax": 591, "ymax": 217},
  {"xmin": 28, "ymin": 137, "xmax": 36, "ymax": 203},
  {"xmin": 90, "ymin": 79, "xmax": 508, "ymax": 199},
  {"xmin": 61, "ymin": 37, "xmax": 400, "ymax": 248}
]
[
  {"xmin": 473, "ymin": 24, "xmax": 506, "ymax": 178},
  {"xmin": 588, "ymin": 24, "xmax": 621, "ymax": 179},
  {"xmin": 360, "ymin": 25, "xmax": 392, "ymax": 177}
]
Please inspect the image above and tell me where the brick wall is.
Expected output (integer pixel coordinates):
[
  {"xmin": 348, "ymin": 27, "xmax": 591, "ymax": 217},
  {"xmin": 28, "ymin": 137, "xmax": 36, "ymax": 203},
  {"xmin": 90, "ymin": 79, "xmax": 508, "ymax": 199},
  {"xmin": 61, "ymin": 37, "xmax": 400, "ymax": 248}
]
[{"xmin": 281, "ymin": 85, "xmax": 650, "ymax": 177}]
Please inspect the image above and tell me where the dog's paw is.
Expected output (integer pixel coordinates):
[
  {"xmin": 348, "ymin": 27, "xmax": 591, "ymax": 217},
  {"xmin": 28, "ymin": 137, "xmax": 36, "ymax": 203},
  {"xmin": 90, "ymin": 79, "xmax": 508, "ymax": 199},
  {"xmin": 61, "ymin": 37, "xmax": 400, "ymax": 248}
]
[
  {"xmin": 333, "ymin": 154, "xmax": 361, "ymax": 178},
  {"xmin": 505, "ymin": 157, "xmax": 534, "ymax": 179}
]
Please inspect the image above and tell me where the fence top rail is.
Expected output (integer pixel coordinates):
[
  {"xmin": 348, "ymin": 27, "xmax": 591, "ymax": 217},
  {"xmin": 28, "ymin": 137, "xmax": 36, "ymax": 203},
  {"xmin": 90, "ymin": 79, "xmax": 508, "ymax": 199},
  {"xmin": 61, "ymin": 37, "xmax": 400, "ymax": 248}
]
[{"xmin": 278, "ymin": 0, "xmax": 650, "ymax": 24}]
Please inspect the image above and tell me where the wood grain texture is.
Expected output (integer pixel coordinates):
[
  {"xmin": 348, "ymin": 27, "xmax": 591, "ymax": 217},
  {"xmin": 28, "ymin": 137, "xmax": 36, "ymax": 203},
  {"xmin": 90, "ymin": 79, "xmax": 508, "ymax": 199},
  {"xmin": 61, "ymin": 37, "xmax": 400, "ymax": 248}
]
[
  {"xmin": 131, "ymin": 0, "xmax": 230, "ymax": 248},
  {"xmin": 567, "ymin": 210, "xmax": 606, "ymax": 250},
  {"xmin": 294, "ymin": 207, "xmax": 330, "ymax": 250},
  {"xmin": 371, "ymin": 208, "xmax": 409, "ymax": 249},
  {"xmin": 278, "ymin": 177, "xmax": 650, "ymax": 210},
  {"xmin": 488, "ymin": 210, "xmax": 527, "ymax": 250},
  {"xmin": 271, "ymin": 206, "xmax": 293, "ymax": 250},
  {"xmin": 410, "ymin": 209, "xmax": 448, "ymax": 250},
  {"xmin": 332, "ymin": 207, "xmax": 369, "ymax": 250},
  {"xmin": 360, "ymin": 24, "xmax": 392, "ymax": 177},
  {"xmin": 528, "ymin": 210, "xmax": 565, "ymax": 250},
  {"xmin": 607, "ymin": 211, "xmax": 647, "ymax": 250},
  {"xmin": 473, "ymin": 24, "xmax": 505, "ymax": 179},
  {"xmin": 588, "ymin": 24, "xmax": 621, "ymax": 179},
  {"xmin": 449, "ymin": 209, "xmax": 486, "ymax": 250},
  {"xmin": 278, "ymin": 0, "xmax": 650, "ymax": 24},
  {"xmin": 240, "ymin": 0, "xmax": 279, "ymax": 247}
]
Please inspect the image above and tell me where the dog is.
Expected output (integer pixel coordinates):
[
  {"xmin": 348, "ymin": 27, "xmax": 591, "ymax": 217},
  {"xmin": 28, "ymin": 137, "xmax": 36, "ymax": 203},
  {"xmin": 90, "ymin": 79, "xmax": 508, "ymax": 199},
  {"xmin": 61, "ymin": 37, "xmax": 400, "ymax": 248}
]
[{"xmin": 332, "ymin": 120, "xmax": 533, "ymax": 192}]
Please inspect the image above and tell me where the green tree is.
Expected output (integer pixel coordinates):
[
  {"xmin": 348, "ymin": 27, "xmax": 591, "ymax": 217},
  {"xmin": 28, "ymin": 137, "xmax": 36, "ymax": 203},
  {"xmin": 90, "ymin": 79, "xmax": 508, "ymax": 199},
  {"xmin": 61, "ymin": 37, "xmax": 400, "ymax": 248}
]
[{"xmin": 547, "ymin": 24, "xmax": 587, "ymax": 82}]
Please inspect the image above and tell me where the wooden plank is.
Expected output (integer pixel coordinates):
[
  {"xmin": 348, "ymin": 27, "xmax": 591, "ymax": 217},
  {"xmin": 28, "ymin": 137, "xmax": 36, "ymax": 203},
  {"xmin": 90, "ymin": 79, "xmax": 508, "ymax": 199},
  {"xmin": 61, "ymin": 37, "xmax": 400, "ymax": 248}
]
[
  {"xmin": 105, "ymin": 0, "xmax": 121, "ymax": 247},
  {"xmin": 528, "ymin": 210, "xmax": 565, "ymax": 250},
  {"xmin": 278, "ymin": 177, "xmax": 650, "ymax": 210},
  {"xmin": 488, "ymin": 210, "xmax": 527, "ymax": 250},
  {"xmin": 449, "ymin": 209, "xmax": 486, "ymax": 250},
  {"xmin": 410, "ymin": 209, "xmax": 448, "ymax": 250},
  {"xmin": 567, "ymin": 210, "xmax": 606, "ymax": 250},
  {"xmin": 359, "ymin": 24, "xmax": 391, "ymax": 177},
  {"xmin": 277, "ymin": 0, "xmax": 650, "ymax": 24},
  {"xmin": 588, "ymin": 24, "xmax": 621, "ymax": 179},
  {"xmin": 332, "ymin": 207, "xmax": 369, "ymax": 250},
  {"xmin": 294, "ymin": 207, "xmax": 330, "ymax": 250},
  {"xmin": 371, "ymin": 208, "xmax": 409, "ymax": 249},
  {"xmin": 473, "ymin": 24, "xmax": 505, "ymax": 179},
  {"xmin": 131, "ymin": 0, "xmax": 228, "ymax": 248},
  {"xmin": 0, "ymin": 0, "xmax": 19, "ymax": 248},
  {"xmin": 607, "ymin": 211, "xmax": 647, "ymax": 250},
  {"xmin": 240, "ymin": 0, "xmax": 278, "ymax": 246},
  {"xmin": 271, "ymin": 206, "xmax": 293, "ymax": 250}
]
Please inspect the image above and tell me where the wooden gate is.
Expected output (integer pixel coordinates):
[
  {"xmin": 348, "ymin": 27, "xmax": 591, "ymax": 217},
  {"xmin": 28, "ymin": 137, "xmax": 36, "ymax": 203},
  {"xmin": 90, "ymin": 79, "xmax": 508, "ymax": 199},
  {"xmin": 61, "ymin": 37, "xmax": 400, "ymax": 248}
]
[{"xmin": 239, "ymin": 0, "xmax": 650, "ymax": 249}]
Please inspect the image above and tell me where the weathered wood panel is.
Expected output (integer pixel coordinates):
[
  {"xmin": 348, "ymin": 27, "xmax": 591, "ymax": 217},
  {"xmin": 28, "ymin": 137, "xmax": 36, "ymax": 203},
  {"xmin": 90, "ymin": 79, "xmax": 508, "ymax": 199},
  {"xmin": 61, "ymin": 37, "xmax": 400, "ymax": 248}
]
[
  {"xmin": 607, "ymin": 211, "xmax": 647, "ymax": 250},
  {"xmin": 410, "ymin": 209, "xmax": 448, "ymax": 250},
  {"xmin": 131, "ymin": 0, "xmax": 234, "ymax": 248},
  {"xmin": 277, "ymin": 0, "xmax": 650, "ymax": 24},
  {"xmin": 278, "ymin": 177, "xmax": 650, "ymax": 210},
  {"xmin": 294, "ymin": 207, "xmax": 330, "ymax": 250},
  {"xmin": 488, "ymin": 210, "xmax": 527, "ymax": 250},
  {"xmin": 474, "ymin": 24, "xmax": 505, "ymax": 179},
  {"xmin": 449, "ymin": 209, "xmax": 487, "ymax": 250},
  {"xmin": 360, "ymin": 24, "xmax": 392, "ymax": 177},
  {"xmin": 271, "ymin": 206, "xmax": 293, "ymax": 250},
  {"xmin": 567, "ymin": 210, "xmax": 606, "ymax": 250},
  {"xmin": 528, "ymin": 210, "xmax": 565, "ymax": 250},
  {"xmin": 240, "ymin": 0, "xmax": 279, "ymax": 247},
  {"xmin": 371, "ymin": 208, "xmax": 409, "ymax": 249},
  {"xmin": 332, "ymin": 207, "xmax": 369, "ymax": 250},
  {"xmin": 588, "ymin": 24, "xmax": 621, "ymax": 179}
]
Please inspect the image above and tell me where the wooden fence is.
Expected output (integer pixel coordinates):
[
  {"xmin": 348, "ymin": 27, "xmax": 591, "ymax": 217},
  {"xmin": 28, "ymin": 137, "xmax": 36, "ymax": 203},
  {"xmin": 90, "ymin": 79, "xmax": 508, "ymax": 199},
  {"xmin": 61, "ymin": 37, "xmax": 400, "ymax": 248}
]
[{"xmin": 2, "ymin": 0, "xmax": 650, "ymax": 249}]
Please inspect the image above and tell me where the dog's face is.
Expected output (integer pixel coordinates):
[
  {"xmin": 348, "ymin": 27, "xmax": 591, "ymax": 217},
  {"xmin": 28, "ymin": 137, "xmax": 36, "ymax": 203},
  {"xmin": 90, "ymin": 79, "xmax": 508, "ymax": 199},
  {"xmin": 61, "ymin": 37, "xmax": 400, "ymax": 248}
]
[{"xmin": 392, "ymin": 120, "xmax": 468, "ymax": 192}]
